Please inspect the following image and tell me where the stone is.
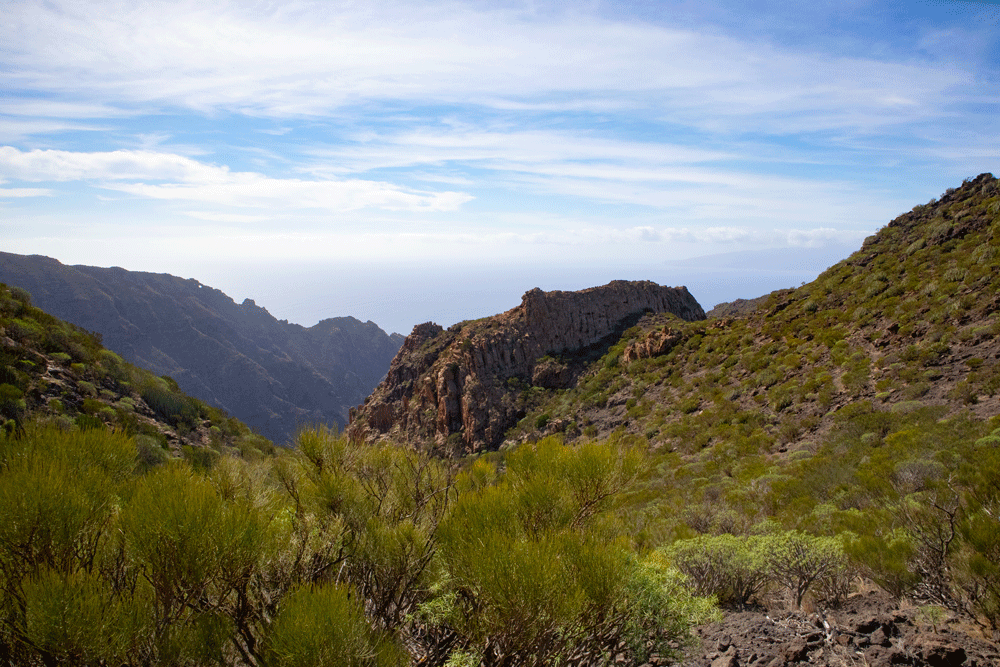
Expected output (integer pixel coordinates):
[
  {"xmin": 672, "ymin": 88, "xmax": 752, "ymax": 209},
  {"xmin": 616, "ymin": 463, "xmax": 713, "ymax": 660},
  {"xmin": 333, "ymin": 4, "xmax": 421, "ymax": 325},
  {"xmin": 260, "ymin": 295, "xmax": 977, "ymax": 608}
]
[
  {"xmin": 911, "ymin": 635, "xmax": 968, "ymax": 667},
  {"xmin": 783, "ymin": 638, "xmax": 809, "ymax": 662},
  {"xmin": 711, "ymin": 653, "xmax": 738, "ymax": 667}
]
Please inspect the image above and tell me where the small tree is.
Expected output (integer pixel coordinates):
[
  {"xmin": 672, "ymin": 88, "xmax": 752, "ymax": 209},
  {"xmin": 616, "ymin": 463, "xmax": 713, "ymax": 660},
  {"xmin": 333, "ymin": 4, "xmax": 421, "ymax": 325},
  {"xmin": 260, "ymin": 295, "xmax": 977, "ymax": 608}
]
[{"xmin": 768, "ymin": 531, "xmax": 847, "ymax": 609}]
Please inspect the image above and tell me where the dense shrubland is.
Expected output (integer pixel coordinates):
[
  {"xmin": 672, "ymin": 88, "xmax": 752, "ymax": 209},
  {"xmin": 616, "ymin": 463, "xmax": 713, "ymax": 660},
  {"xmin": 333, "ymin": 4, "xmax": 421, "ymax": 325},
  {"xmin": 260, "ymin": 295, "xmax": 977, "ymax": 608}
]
[
  {"xmin": 0, "ymin": 424, "xmax": 718, "ymax": 666},
  {"xmin": 507, "ymin": 174, "xmax": 1000, "ymax": 635},
  {"xmin": 4, "ymin": 175, "xmax": 1000, "ymax": 662}
]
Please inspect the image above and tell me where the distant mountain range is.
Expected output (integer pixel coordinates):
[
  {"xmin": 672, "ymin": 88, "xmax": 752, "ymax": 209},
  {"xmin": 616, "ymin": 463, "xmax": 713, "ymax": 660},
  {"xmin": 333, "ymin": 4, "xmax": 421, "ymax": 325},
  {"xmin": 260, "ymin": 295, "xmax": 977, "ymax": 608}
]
[{"xmin": 0, "ymin": 252, "xmax": 403, "ymax": 443}]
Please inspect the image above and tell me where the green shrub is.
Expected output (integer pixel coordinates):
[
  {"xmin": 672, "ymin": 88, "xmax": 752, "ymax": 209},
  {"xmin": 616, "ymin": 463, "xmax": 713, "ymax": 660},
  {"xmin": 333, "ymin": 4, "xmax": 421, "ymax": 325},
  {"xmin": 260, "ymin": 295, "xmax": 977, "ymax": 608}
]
[
  {"xmin": 769, "ymin": 531, "xmax": 848, "ymax": 608},
  {"xmin": 431, "ymin": 437, "xmax": 713, "ymax": 664},
  {"xmin": 264, "ymin": 583, "xmax": 403, "ymax": 667},
  {"xmin": 19, "ymin": 567, "xmax": 146, "ymax": 664},
  {"xmin": 664, "ymin": 533, "xmax": 771, "ymax": 607}
]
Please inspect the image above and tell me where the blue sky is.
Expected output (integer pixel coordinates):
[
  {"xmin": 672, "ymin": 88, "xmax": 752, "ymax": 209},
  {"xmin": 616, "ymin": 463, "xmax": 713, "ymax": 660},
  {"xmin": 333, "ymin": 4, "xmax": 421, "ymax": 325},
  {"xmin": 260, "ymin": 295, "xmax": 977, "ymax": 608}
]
[{"xmin": 2, "ymin": 0, "xmax": 998, "ymax": 334}]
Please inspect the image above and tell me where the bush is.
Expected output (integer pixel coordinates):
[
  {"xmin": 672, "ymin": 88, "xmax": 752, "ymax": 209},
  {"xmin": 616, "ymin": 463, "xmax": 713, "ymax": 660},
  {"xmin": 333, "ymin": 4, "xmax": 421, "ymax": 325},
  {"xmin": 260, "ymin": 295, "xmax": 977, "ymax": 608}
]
[
  {"xmin": 665, "ymin": 533, "xmax": 771, "ymax": 608},
  {"xmin": 430, "ymin": 437, "xmax": 714, "ymax": 665},
  {"xmin": 264, "ymin": 583, "xmax": 403, "ymax": 667},
  {"xmin": 19, "ymin": 567, "xmax": 144, "ymax": 664},
  {"xmin": 769, "ymin": 530, "xmax": 848, "ymax": 608}
]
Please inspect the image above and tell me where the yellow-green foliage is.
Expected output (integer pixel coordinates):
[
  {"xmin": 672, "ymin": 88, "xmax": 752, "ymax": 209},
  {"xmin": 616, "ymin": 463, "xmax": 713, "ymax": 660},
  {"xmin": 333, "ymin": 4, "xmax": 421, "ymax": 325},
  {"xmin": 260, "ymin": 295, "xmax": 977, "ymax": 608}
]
[
  {"xmin": 264, "ymin": 583, "xmax": 403, "ymax": 667},
  {"xmin": 433, "ymin": 437, "xmax": 716, "ymax": 665}
]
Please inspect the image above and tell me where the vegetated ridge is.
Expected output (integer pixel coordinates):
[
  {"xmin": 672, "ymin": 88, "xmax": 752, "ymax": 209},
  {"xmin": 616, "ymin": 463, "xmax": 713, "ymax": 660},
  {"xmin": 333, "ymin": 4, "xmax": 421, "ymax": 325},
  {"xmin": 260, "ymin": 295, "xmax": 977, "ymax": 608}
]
[
  {"xmin": 513, "ymin": 173, "xmax": 1000, "ymax": 450},
  {"xmin": 0, "ymin": 253, "xmax": 404, "ymax": 443},
  {"xmin": 349, "ymin": 280, "xmax": 705, "ymax": 453}
]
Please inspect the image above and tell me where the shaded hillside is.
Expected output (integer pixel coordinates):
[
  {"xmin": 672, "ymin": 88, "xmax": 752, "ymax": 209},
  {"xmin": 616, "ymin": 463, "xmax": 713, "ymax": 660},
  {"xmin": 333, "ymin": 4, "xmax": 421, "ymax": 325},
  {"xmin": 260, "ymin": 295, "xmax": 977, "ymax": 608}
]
[
  {"xmin": 0, "ymin": 282, "xmax": 272, "ymax": 462},
  {"xmin": 349, "ymin": 280, "xmax": 705, "ymax": 453},
  {"xmin": 0, "ymin": 253, "xmax": 404, "ymax": 443}
]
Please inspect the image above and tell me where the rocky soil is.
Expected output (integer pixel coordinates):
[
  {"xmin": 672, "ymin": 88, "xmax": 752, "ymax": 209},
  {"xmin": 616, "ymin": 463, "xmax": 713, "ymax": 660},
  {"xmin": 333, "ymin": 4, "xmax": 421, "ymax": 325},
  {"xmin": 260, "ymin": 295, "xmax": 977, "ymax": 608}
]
[{"xmin": 673, "ymin": 592, "xmax": 998, "ymax": 667}]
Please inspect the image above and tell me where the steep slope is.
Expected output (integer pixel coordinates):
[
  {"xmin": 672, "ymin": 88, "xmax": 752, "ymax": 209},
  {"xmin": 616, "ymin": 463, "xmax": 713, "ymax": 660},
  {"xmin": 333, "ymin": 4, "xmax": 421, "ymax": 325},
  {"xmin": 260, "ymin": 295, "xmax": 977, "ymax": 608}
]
[
  {"xmin": 349, "ymin": 280, "xmax": 705, "ymax": 452},
  {"xmin": 0, "ymin": 282, "xmax": 271, "ymax": 461},
  {"xmin": 0, "ymin": 253, "xmax": 404, "ymax": 443}
]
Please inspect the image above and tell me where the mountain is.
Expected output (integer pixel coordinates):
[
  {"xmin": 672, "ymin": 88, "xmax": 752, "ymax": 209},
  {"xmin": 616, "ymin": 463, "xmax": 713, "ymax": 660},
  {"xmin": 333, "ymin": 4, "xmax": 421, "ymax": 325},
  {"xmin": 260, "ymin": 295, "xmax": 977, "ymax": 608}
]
[
  {"xmin": 506, "ymin": 173, "xmax": 1000, "ymax": 452},
  {"xmin": 349, "ymin": 279, "xmax": 705, "ymax": 453},
  {"xmin": 0, "ymin": 253, "xmax": 404, "ymax": 443},
  {"xmin": 3, "ymin": 176, "xmax": 1000, "ymax": 667},
  {"xmin": 0, "ymin": 282, "xmax": 272, "ymax": 462},
  {"xmin": 355, "ymin": 173, "xmax": 1000, "ymax": 458}
]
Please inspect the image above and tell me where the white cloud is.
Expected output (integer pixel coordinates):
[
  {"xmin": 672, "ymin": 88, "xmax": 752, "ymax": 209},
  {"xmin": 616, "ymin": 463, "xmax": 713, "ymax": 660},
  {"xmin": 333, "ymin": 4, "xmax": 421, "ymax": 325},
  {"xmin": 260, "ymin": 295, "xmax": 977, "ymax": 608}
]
[
  {"xmin": 0, "ymin": 187, "xmax": 52, "ymax": 197},
  {"xmin": 0, "ymin": 146, "xmax": 473, "ymax": 212},
  {"xmin": 0, "ymin": 0, "xmax": 977, "ymax": 134},
  {"xmin": 184, "ymin": 211, "xmax": 272, "ymax": 223},
  {"xmin": 0, "ymin": 118, "xmax": 108, "ymax": 142},
  {"xmin": 110, "ymin": 176, "xmax": 471, "ymax": 212},
  {"xmin": 305, "ymin": 130, "xmax": 732, "ymax": 175}
]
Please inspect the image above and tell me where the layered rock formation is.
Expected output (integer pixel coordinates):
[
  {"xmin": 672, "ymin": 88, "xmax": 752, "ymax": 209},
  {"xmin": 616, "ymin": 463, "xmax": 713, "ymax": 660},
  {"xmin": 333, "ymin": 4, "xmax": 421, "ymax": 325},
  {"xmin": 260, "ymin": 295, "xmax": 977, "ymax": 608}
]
[
  {"xmin": 0, "ymin": 253, "xmax": 404, "ymax": 443},
  {"xmin": 349, "ymin": 280, "xmax": 705, "ymax": 452}
]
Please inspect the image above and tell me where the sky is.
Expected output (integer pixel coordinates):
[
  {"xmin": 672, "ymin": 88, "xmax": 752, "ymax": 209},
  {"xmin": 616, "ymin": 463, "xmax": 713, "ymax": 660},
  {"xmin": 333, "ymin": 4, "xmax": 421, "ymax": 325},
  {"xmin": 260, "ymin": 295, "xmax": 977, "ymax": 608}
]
[{"xmin": 2, "ymin": 0, "xmax": 998, "ymax": 334}]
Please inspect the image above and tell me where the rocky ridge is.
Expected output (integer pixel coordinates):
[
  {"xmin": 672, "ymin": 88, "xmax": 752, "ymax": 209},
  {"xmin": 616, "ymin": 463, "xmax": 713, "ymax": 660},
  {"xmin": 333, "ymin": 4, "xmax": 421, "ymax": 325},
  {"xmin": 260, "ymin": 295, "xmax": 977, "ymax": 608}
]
[{"xmin": 349, "ymin": 280, "xmax": 705, "ymax": 452}]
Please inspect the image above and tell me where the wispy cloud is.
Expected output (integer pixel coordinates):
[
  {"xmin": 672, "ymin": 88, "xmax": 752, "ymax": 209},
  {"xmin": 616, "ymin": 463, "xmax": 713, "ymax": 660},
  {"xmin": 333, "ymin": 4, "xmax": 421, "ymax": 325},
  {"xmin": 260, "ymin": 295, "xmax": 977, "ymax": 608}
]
[
  {"xmin": 0, "ymin": 146, "xmax": 473, "ymax": 212},
  {"xmin": 0, "ymin": 0, "xmax": 979, "ymax": 136},
  {"xmin": 0, "ymin": 0, "xmax": 994, "ymax": 301},
  {"xmin": 0, "ymin": 187, "xmax": 53, "ymax": 197}
]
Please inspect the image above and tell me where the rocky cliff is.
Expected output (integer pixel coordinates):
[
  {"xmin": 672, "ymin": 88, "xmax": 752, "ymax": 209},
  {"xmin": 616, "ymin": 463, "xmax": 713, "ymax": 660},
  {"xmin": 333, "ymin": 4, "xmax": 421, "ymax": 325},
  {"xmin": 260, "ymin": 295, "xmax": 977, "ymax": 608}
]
[
  {"xmin": 348, "ymin": 280, "xmax": 705, "ymax": 452},
  {"xmin": 0, "ymin": 253, "xmax": 404, "ymax": 443}
]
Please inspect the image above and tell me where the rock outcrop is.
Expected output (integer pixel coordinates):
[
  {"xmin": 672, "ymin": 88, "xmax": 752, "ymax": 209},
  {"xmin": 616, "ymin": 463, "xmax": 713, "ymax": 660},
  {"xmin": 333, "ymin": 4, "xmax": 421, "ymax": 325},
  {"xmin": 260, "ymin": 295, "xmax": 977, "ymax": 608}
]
[{"xmin": 349, "ymin": 280, "xmax": 705, "ymax": 452}]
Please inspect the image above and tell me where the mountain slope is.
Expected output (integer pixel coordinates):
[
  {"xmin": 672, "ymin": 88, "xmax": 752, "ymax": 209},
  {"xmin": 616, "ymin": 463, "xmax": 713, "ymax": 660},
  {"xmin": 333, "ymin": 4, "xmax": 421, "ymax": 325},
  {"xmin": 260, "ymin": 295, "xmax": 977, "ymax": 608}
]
[
  {"xmin": 0, "ymin": 253, "xmax": 403, "ymax": 443},
  {"xmin": 511, "ymin": 172, "xmax": 1000, "ymax": 452},
  {"xmin": 345, "ymin": 173, "xmax": 1000, "ymax": 662},
  {"xmin": 0, "ymin": 282, "xmax": 271, "ymax": 461}
]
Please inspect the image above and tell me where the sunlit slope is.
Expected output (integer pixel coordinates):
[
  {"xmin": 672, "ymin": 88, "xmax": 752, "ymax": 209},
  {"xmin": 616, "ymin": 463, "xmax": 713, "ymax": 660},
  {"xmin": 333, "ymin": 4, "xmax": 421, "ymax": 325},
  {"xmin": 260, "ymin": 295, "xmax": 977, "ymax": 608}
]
[{"xmin": 516, "ymin": 173, "xmax": 1000, "ymax": 452}]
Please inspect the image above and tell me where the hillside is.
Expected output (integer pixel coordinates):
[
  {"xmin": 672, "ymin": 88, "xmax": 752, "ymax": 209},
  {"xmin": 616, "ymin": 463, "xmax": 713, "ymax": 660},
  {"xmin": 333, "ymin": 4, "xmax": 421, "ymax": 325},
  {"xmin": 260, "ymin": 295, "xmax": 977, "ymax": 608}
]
[
  {"xmin": 0, "ymin": 282, "xmax": 722, "ymax": 667},
  {"xmin": 2, "ymin": 177, "xmax": 1000, "ymax": 666},
  {"xmin": 0, "ymin": 282, "xmax": 272, "ymax": 463},
  {"xmin": 510, "ymin": 173, "xmax": 1000, "ymax": 451},
  {"xmin": 0, "ymin": 253, "xmax": 404, "ymax": 443}
]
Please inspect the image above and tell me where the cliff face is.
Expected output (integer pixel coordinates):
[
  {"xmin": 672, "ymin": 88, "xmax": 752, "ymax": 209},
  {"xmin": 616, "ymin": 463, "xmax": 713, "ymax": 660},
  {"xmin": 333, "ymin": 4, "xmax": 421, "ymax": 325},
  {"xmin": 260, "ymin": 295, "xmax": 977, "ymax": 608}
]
[
  {"xmin": 0, "ymin": 253, "xmax": 404, "ymax": 443},
  {"xmin": 349, "ymin": 280, "xmax": 705, "ymax": 452}
]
